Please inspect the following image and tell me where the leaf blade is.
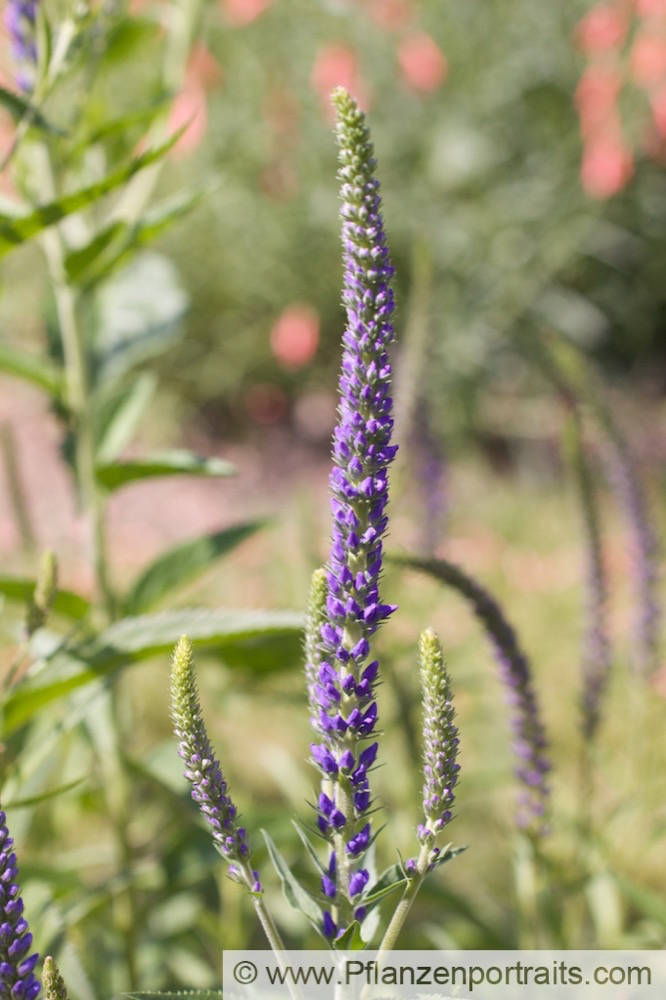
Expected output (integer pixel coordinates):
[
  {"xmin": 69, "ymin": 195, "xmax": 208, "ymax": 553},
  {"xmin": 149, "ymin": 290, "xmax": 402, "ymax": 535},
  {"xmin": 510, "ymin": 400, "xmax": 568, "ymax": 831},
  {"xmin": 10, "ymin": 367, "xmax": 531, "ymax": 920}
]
[{"xmin": 126, "ymin": 521, "xmax": 264, "ymax": 613}]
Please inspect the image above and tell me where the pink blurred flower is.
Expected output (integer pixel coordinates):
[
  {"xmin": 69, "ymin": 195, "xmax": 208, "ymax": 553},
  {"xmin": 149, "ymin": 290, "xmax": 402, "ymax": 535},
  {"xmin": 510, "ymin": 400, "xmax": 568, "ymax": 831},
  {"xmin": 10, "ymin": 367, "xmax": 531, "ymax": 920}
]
[
  {"xmin": 311, "ymin": 43, "xmax": 369, "ymax": 116},
  {"xmin": 168, "ymin": 84, "xmax": 208, "ymax": 156},
  {"xmin": 575, "ymin": 4, "xmax": 628, "ymax": 55},
  {"xmin": 630, "ymin": 33, "xmax": 666, "ymax": 87},
  {"xmin": 221, "ymin": 0, "xmax": 271, "ymax": 27},
  {"xmin": 581, "ymin": 132, "xmax": 634, "ymax": 197},
  {"xmin": 635, "ymin": 0, "xmax": 666, "ymax": 18},
  {"xmin": 575, "ymin": 64, "xmax": 622, "ymax": 138},
  {"xmin": 188, "ymin": 40, "xmax": 223, "ymax": 91},
  {"xmin": 365, "ymin": 0, "xmax": 413, "ymax": 30},
  {"xmin": 270, "ymin": 304, "xmax": 320, "ymax": 369},
  {"xmin": 397, "ymin": 32, "xmax": 447, "ymax": 92},
  {"xmin": 167, "ymin": 43, "xmax": 222, "ymax": 157}
]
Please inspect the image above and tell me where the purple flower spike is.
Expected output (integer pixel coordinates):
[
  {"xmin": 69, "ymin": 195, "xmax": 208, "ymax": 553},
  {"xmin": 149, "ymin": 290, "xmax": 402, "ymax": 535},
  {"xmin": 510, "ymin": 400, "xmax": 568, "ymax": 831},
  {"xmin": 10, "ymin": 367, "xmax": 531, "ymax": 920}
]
[
  {"xmin": 4, "ymin": 2, "xmax": 39, "ymax": 93},
  {"xmin": 0, "ymin": 809, "xmax": 40, "ymax": 1000},
  {"xmin": 307, "ymin": 88, "xmax": 397, "ymax": 932},
  {"xmin": 170, "ymin": 636, "xmax": 259, "ymax": 889}
]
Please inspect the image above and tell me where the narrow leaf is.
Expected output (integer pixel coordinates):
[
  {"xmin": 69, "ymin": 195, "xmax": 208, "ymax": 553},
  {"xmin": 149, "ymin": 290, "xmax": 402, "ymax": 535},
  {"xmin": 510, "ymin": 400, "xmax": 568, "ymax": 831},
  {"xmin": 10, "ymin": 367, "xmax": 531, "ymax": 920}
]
[
  {"xmin": 291, "ymin": 820, "xmax": 326, "ymax": 876},
  {"xmin": 0, "ymin": 576, "xmax": 89, "ymax": 619},
  {"xmin": 0, "ymin": 84, "xmax": 66, "ymax": 134},
  {"xmin": 333, "ymin": 920, "xmax": 366, "ymax": 950},
  {"xmin": 93, "ymin": 373, "xmax": 157, "ymax": 464},
  {"xmin": 126, "ymin": 521, "xmax": 264, "ymax": 613},
  {"xmin": 363, "ymin": 862, "xmax": 407, "ymax": 905},
  {"xmin": 261, "ymin": 829, "xmax": 323, "ymax": 924},
  {"xmin": 1, "ymin": 609, "xmax": 303, "ymax": 732},
  {"xmin": 0, "ymin": 344, "xmax": 63, "ymax": 396},
  {"xmin": 95, "ymin": 450, "xmax": 235, "ymax": 490},
  {"xmin": 92, "ymin": 252, "xmax": 188, "ymax": 383},
  {"xmin": 4, "ymin": 775, "xmax": 87, "ymax": 808},
  {"xmin": 0, "ymin": 132, "xmax": 181, "ymax": 256}
]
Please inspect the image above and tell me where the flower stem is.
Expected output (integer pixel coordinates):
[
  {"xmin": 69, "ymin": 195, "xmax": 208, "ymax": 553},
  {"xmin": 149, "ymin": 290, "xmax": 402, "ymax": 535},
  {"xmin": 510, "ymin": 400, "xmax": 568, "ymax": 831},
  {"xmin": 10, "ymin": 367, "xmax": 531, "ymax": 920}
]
[{"xmin": 376, "ymin": 845, "xmax": 430, "ymax": 955}]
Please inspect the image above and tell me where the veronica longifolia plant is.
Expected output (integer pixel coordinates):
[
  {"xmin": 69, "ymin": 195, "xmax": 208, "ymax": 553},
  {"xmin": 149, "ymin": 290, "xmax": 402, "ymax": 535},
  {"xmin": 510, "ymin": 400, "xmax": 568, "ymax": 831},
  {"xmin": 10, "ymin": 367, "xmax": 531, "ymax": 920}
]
[{"xmin": 170, "ymin": 89, "xmax": 463, "ymax": 953}]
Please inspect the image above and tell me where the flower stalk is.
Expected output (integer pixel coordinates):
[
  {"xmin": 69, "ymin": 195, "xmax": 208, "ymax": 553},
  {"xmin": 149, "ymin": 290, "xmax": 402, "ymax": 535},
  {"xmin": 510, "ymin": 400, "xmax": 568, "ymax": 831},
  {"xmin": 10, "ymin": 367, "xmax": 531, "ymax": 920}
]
[{"xmin": 308, "ymin": 88, "xmax": 397, "ymax": 937}]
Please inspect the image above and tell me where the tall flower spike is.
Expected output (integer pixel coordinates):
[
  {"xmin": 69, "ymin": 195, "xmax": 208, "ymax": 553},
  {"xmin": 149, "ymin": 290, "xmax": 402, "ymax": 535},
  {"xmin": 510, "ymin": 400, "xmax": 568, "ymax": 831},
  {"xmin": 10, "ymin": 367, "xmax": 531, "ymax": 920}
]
[
  {"xmin": 308, "ymin": 88, "xmax": 397, "ymax": 936},
  {"xmin": 395, "ymin": 556, "xmax": 550, "ymax": 834},
  {"xmin": 417, "ymin": 629, "xmax": 459, "ymax": 859},
  {"xmin": 0, "ymin": 807, "xmax": 41, "ymax": 1000},
  {"xmin": 41, "ymin": 958, "xmax": 67, "ymax": 1000},
  {"xmin": 170, "ymin": 636, "xmax": 260, "ymax": 892},
  {"xmin": 5, "ymin": 2, "xmax": 39, "ymax": 92}
]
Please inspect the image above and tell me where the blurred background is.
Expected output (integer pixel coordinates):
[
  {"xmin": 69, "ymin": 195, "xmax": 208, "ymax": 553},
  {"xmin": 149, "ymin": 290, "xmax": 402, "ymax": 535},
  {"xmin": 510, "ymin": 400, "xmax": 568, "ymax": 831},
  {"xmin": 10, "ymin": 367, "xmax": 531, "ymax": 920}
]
[{"xmin": 0, "ymin": 0, "xmax": 665, "ymax": 992}]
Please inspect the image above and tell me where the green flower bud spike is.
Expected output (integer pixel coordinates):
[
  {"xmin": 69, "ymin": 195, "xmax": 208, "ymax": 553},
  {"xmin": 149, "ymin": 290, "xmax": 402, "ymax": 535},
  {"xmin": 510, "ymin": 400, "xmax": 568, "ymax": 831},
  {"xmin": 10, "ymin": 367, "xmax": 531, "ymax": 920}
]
[
  {"xmin": 41, "ymin": 957, "xmax": 68, "ymax": 1000},
  {"xmin": 170, "ymin": 635, "xmax": 287, "ymax": 956},
  {"xmin": 26, "ymin": 551, "xmax": 58, "ymax": 637},
  {"xmin": 377, "ymin": 628, "xmax": 462, "ymax": 954}
]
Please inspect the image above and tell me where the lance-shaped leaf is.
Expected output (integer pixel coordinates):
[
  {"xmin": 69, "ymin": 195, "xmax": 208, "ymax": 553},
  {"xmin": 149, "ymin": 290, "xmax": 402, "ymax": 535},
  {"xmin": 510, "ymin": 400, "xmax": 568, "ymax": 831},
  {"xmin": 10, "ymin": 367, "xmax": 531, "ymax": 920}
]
[
  {"xmin": 0, "ymin": 343, "xmax": 63, "ymax": 396},
  {"xmin": 0, "ymin": 575, "xmax": 89, "ymax": 619},
  {"xmin": 0, "ymin": 84, "xmax": 66, "ymax": 134},
  {"xmin": 1, "ymin": 609, "xmax": 304, "ymax": 732},
  {"xmin": 93, "ymin": 373, "xmax": 157, "ymax": 465},
  {"xmin": 261, "ymin": 829, "xmax": 323, "ymax": 927},
  {"xmin": 95, "ymin": 450, "xmax": 235, "ymax": 491},
  {"xmin": 126, "ymin": 522, "xmax": 265, "ymax": 614},
  {"xmin": 0, "ymin": 132, "xmax": 181, "ymax": 256}
]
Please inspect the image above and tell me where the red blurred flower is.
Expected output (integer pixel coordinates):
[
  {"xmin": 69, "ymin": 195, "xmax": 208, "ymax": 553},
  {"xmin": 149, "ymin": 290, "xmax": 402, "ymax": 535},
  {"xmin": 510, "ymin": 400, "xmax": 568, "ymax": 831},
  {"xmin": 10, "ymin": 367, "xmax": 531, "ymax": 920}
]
[
  {"xmin": 635, "ymin": 0, "xmax": 666, "ymax": 18},
  {"xmin": 167, "ymin": 43, "xmax": 222, "ymax": 157},
  {"xmin": 575, "ymin": 4, "xmax": 628, "ymax": 55},
  {"xmin": 270, "ymin": 305, "xmax": 320, "ymax": 369},
  {"xmin": 575, "ymin": 64, "xmax": 622, "ymax": 138},
  {"xmin": 397, "ymin": 32, "xmax": 447, "ymax": 92},
  {"xmin": 630, "ymin": 33, "xmax": 666, "ymax": 88},
  {"xmin": 581, "ymin": 132, "xmax": 634, "ymax": 197},
  {"xmin": 311, "ymin": 43, "xmax": 369, "ymax": 116},
  {"xmin": 221, "ymin": 0, "xmax": 271, "ymax": 27}
]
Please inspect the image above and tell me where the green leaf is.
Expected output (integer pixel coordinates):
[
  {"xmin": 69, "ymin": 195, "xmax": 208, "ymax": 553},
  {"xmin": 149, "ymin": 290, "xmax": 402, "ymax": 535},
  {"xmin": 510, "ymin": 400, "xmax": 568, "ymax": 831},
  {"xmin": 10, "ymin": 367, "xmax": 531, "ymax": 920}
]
[
  {"xmin": 65, "ymin": 190, "xmax": 201, "ymax": 289},
  {"xmin": 0, "ymin": 85, "xmax": 66, "ymax": 135},
  {"xmin": 4, "ymin": 775, "xmax": 87, "ymax": 808},
  {"xmin": 0, "ymin": 133, "xmax": 181, "ymax": 256},
  {"xmin": 291, "ymin": 820, "xmax": 326, "ymax": 876},
  {"xmin": 125, "ymin": 993, "xmax": 222, "ymax": 1000},
  {"xmin": 95, "ymin": 450, "xmax": 235, "ymax": 491},
  {"xmin": 93, "ymin": 373, "xmax": 157, "ymax": 464},
  {"xmin": 92, "ymin": 252, "xmax": 188, "ymax": 383},
  {"xmin": 261, "ymin": 829, "xmax": 323, "ymax": 926},
  {"xmin": 363, "ymin": 863, "xmax": 408, "ymax": 906},
  {"xmin": 126, "ymin": 521, "xmax": 264, "ymax": 613},
  {"xmin": 0, "ymin": 344, "xmax": 63, "ymax": 396},
  {"xmin": 0, "ymin": 576, "xmax": 89, "ymax": 619},
  {"xmin": 333, "ymin": 920, "xmax": 366, "ymax": 950},
  {"xmin": 429, "ymin": 843, "xmax": 468, "ymax": 870},
  {"xmin": 64, "ymin": 221, "xmax": 128, "ymax": 284},
  {"xmin": 1, "ymin": 609, "xmax": 304, "ymax": 733}
]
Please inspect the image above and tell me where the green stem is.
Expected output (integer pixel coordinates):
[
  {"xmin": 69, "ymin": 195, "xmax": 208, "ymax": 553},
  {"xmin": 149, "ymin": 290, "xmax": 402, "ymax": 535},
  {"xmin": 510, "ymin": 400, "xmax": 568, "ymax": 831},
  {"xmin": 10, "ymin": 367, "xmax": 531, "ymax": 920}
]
[
  {"xmin": 31, "ymin": 144, "xmax": 115, "ymax": 619},
  {"xmin": 376, "ymin": 844, "xmax": 429, "ymax": 955}
]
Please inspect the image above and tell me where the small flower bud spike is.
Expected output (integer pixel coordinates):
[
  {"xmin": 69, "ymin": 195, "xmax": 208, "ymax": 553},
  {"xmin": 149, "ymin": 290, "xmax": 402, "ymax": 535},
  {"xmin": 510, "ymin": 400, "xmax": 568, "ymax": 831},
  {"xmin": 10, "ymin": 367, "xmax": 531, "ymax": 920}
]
[{"xmin": 41, "ymin": 958, "xmax": 67, "ymax": 1000}]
